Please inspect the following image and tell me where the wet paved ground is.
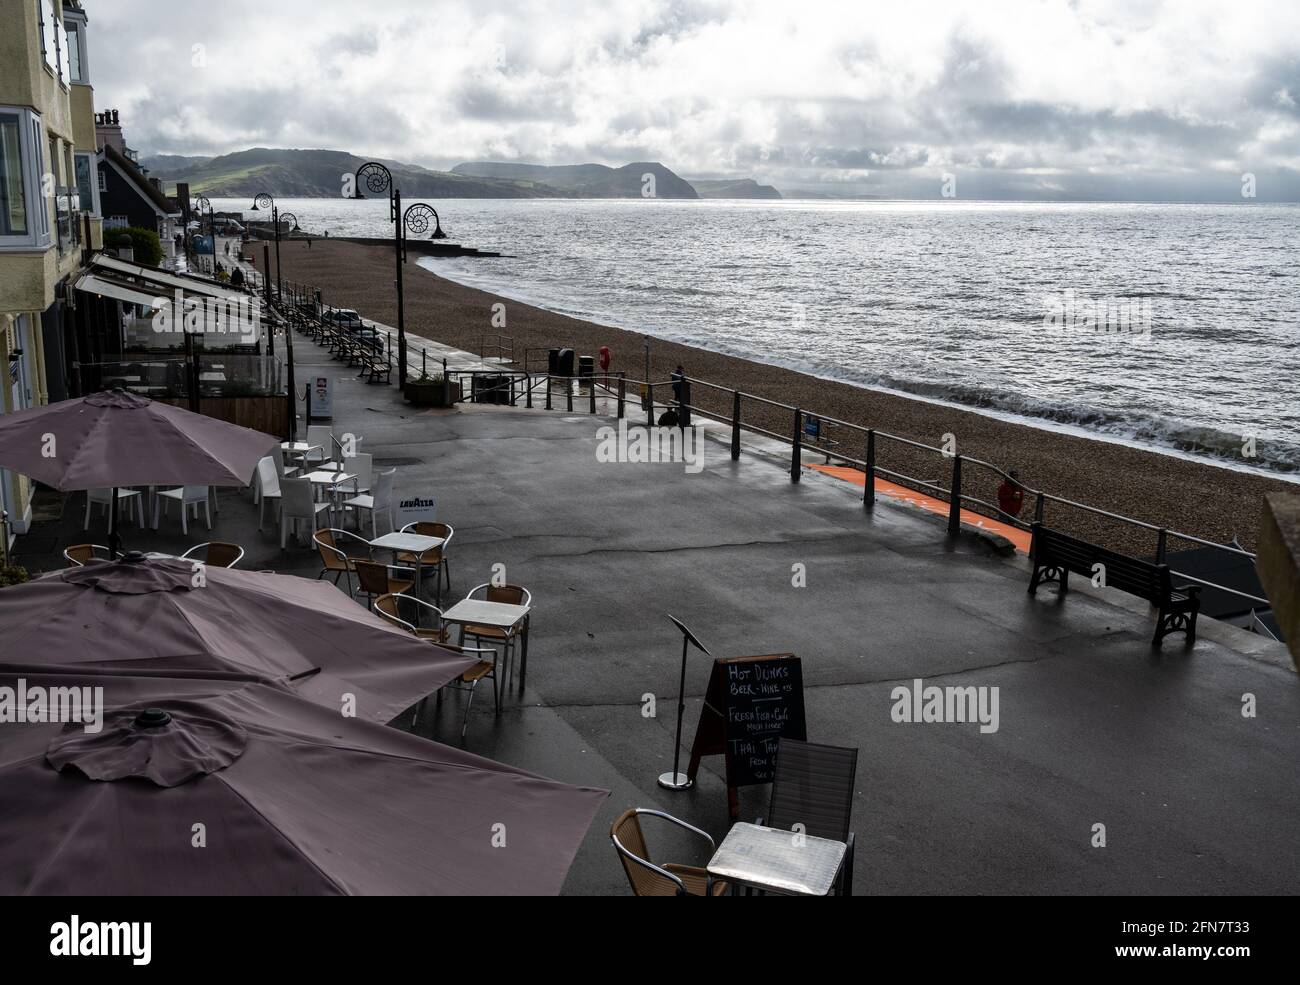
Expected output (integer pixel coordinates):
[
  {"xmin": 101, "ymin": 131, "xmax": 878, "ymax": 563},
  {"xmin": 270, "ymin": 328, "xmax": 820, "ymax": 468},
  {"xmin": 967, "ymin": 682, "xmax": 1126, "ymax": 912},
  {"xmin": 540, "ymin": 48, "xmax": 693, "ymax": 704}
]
[{"xmin": 12, "ymin": 331, "xmax": 1299, "ymax": 896}]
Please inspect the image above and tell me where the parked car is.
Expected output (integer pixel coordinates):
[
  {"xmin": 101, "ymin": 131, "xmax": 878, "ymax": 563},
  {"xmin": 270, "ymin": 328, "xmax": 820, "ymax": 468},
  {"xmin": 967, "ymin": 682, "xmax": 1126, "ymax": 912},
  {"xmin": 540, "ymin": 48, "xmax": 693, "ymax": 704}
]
[
  {"xmin": 321, "ymin": 309, "xmax": 384, "ymax": 353},
  {"xmin": 321, "ymin": 308, "xmax": 363, "ymax": 330}
]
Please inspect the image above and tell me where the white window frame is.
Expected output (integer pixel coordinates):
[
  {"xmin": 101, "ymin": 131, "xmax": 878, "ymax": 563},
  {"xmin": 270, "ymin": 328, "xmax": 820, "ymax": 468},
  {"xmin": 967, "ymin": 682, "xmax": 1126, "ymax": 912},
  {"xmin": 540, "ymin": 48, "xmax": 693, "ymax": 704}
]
[
  {"xmin": 0, "ymin": 105, "xmax": 51, "ymax": 251},
  {"xmin": 63, "ymin": 10, "xmax": 89, "ymax": 85},
  {"xmin": 76, "ymin": 151, "xmax": 100, "ymax": 215}
]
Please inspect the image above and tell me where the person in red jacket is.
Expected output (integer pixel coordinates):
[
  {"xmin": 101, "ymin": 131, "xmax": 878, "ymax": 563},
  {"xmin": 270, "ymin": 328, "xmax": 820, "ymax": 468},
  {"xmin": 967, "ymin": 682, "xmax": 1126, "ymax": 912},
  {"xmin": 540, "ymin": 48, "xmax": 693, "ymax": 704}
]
[{"xmin": 997, "ymin": 470, "xmax": 1025, "ymax": 519}]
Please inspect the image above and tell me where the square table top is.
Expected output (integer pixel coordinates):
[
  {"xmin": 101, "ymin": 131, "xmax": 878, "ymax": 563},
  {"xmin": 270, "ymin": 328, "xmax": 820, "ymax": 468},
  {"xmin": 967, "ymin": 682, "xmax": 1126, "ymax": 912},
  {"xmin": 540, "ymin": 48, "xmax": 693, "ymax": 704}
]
[
  {"xmin": 303, "ymin": 470, "xmax": 356, "ymax": 485},
  {"xmin": 441, "ymin": 598, "xmax": 530, "ymax": 628},
  {"xmin": 706, "ymin": 822, "xmax": 847, "ymax": 896},
  {"xmin": 369, "ymin": 532, "xmax": 445, "ymax": 553}
]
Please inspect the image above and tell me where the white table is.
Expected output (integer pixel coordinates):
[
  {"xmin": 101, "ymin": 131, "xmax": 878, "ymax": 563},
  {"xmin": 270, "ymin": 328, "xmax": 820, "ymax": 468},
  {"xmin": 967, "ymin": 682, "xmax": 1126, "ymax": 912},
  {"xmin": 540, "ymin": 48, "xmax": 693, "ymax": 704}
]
[
  {"xmin": 707, "ymin": 822, "xmax": 847, "ymax": 896},
  {"xmin": 441, "ymin": 598, "xmax": 532, "ymax": 684},
  {"xmin": 303, "ymin": 470, "xmax": 356, "ymax": 517},
  {"xmin": 369, "ymin": 532, "xmax": 444, "ymax": 597}
]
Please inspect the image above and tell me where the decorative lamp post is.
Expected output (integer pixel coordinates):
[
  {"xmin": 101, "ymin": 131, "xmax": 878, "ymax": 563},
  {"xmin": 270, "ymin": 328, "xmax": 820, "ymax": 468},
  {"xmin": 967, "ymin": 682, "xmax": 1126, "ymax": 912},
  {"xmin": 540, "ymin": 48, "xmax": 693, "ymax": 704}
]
[
  {"xmin": 349, "ymin": 161, "xmax": 411, "ymax": 386},
  {"xmin": 249, "ymin": 193, "xmax": 298, "ymax": 303}
]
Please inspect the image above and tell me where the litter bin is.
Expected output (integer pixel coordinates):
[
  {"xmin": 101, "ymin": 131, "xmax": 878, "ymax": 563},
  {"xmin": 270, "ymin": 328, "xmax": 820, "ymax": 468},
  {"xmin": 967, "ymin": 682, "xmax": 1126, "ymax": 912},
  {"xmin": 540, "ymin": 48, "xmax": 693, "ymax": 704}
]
[
  {"xmin": 556, "ymin": 348, "xmax": 575, "ymax": 378},
  {"xmin": 472, "ymin": 374, "xmax": 513, "ymax": 405},
  {"xmin": 547, "ymin": 347, "xmax": 561, "ymax": 375},
  {"xmin": 578, "ymin": 355, "xmax": 595, "ymax": 389}
]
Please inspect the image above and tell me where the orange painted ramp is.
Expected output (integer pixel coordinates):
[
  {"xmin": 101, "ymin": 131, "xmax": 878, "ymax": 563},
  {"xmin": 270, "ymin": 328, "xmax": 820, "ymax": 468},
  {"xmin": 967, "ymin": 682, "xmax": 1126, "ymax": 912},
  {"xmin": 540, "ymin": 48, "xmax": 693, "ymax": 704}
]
[{"xmin": 808, "ymin": 463, "xmax": 1033, "ymax": 553}]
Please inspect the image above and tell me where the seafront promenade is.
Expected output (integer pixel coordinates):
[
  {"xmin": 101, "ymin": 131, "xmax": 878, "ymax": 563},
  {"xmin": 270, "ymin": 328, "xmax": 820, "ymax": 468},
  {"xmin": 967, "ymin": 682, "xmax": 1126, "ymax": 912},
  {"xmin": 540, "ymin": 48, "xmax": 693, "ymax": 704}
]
[
  {"xmin": 266, "ymin": 238, "xmax": 1300, "ymax": 558},
  {"xmin": 13, "ymin": 325, "xmax": 1299, "ymax": 895}
]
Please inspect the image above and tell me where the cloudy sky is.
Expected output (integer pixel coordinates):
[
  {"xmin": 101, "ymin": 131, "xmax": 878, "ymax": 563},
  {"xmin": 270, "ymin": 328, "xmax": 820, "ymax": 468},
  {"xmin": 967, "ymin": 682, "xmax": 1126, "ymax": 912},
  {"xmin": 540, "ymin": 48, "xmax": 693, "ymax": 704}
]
[{"xmin": 87, "ymin": 0, "xmax": 1300, "ymax": 199}]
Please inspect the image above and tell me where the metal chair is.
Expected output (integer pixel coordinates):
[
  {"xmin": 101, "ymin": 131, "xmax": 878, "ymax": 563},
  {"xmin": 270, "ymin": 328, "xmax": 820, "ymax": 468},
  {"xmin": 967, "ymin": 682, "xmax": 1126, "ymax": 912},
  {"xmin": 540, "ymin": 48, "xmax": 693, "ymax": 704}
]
[
  {"xmin": 352, "ymin": 558, "xmax": 414, "ymax": 610},
  {"xmin": 312, "ymin": 527, "xmax": 368, "ymax": 595},
  {"xmin": 180, "ymin": 542, "xmax": 245, "ymax": 568},
  {"xmin": 397, "ymin": 521, "xmax": 453, "ymax": 604},
  {"xmin": 461, "ymin": 582, "xmax": 531, "ymax": 678},
  {"xmin": 610, "ymin": 809, "xmax": 727, "ymax": 896},
  {"xmin": 760, "ymin": 737, "xmax": 859, "ymax": 896},
  {"xmin": 374, "ymin": 593, "xmax": 499, "ymax": 739},
  {"xmin": 63, "ymin": 544, "xmax": 112, "ymax": 567}
]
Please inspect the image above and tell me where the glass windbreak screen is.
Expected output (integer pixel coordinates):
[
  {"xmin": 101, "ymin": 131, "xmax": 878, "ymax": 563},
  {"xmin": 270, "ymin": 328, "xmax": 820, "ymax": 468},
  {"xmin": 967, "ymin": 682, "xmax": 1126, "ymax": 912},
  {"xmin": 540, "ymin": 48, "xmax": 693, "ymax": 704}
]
[
  {"xmin": 65, "ymin": 22, "xmax": 81, "ymax": 82},
  {"xmin": 0, "ymin": 114, "xmax": 28, "ymax": 236}
]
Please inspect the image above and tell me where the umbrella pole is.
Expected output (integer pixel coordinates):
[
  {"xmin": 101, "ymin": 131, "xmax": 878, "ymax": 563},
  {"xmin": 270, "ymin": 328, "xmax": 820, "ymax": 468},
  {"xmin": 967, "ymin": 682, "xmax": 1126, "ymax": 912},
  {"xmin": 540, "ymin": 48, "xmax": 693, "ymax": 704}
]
[{"xmin": 108, "ymin": 486, "xmax": 121, "ymax": 558}]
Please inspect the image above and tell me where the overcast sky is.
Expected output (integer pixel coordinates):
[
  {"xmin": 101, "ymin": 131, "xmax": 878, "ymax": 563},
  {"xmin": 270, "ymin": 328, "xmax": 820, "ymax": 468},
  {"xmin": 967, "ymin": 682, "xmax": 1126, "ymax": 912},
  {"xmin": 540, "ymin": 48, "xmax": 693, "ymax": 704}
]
[{"xmin": 87, "ymin": 0, "xmax": 1300, "ymax": 199}]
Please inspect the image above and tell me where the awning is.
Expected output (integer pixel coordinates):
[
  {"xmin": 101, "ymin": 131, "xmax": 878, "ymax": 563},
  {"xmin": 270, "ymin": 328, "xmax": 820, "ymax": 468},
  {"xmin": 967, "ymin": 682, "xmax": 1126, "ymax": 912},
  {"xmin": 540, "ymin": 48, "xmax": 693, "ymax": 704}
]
[
  {"xmin": 91, "ymin": 254, "xmax": 244, "ymax": 300},
  {"xmin": 73, "ymin": 271, "xmax": 168, "ymax": 309}
]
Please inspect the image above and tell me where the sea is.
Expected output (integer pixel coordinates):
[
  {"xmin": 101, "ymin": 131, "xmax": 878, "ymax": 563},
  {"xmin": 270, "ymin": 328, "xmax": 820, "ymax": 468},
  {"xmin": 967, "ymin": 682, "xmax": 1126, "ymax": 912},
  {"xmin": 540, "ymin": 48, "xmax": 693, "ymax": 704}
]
[{"xmin": 212, "ymin": 197, "xmax": 1300, "ymax": 476}]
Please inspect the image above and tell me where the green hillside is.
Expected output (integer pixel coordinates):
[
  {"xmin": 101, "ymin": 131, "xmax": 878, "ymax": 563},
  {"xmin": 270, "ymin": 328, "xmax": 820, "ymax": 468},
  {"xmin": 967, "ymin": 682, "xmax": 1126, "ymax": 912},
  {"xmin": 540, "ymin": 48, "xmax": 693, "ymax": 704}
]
[{"xmin": 142, "ymin": 148, "xmax": 780, "ymax": 200}]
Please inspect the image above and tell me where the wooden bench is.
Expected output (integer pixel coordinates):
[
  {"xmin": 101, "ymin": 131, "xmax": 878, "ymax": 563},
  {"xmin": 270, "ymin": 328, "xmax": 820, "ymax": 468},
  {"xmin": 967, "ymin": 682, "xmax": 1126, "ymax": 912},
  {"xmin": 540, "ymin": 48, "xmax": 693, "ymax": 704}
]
[{"xmin": 1028, "ymin": 522, "xmax": 1201, "ymax": 646}]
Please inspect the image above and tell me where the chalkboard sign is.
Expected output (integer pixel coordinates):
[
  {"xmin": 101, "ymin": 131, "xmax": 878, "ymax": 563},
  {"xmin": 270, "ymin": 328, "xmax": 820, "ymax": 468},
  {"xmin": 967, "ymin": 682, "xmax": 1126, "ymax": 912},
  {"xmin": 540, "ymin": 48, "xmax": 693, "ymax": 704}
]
[{"xmin": 687, "ymin": 654, "xmax": 806, "ymax": 816}]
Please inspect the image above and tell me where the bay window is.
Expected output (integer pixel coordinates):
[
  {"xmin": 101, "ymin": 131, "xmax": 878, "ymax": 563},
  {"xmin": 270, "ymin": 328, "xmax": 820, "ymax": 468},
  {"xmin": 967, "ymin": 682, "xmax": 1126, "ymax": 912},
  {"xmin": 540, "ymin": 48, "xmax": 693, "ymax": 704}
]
[{"xmin": 0, "ymin": 107, "xmax": 51, "ymax": 250}]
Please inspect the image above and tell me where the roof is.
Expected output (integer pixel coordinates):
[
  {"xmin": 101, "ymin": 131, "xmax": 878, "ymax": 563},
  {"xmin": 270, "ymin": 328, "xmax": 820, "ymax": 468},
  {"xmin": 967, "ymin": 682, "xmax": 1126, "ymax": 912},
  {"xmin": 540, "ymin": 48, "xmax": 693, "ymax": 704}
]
[{"xmin": 101, "ymin": 143, "xmax": 181, "ymax": 217}]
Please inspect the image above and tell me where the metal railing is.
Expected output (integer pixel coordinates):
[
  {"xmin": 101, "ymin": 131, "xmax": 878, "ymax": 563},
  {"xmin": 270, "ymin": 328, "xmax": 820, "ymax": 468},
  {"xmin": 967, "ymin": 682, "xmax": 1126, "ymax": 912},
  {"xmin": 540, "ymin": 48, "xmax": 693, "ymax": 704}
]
[
  {"xmin": 284, "ymin": 282, "xmax": 1274, "ymax": 613},
  {"xmin": 479, "ymin": 334, "xmax": 514, "ymax": 364}
]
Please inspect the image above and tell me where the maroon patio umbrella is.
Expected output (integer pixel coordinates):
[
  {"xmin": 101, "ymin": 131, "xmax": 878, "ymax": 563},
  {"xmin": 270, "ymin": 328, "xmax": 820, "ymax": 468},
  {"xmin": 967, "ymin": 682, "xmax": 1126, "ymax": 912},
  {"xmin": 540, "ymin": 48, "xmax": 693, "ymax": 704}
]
[
  {"xmin": 0, "ymin": 554, "xmax": 476, "ymax": 725},
  {"xmin": 0, "ymin": 388, "xmax": 278, "ymax": 554},
  {"xmin": 0, "ymin": 672, "xmax": 607, "ymax": 894}
]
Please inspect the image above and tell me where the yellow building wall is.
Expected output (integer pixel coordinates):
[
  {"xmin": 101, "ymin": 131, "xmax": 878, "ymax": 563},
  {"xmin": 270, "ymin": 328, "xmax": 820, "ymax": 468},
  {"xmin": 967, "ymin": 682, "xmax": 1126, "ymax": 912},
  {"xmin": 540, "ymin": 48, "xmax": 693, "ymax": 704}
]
[{"xmin": 0, "ymin": 1, "xmax": 83, "ymax": 540}]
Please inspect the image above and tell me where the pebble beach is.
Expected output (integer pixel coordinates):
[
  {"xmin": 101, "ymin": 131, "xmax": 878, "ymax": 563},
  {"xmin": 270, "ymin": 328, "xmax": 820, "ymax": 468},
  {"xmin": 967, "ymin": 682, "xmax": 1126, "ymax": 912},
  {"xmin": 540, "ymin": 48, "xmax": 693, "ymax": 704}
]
[{"xmin": 269, "ymin": 237, "xmax": 1297, "ymax": 555}]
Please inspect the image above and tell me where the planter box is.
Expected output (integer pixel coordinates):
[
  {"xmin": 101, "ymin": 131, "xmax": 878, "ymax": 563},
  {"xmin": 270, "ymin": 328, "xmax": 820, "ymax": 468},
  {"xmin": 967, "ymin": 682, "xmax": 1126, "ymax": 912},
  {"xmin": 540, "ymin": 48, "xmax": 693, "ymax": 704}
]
[{"xmin": 405, "ymin": 380, "xmax": 460, "ymax": 407}]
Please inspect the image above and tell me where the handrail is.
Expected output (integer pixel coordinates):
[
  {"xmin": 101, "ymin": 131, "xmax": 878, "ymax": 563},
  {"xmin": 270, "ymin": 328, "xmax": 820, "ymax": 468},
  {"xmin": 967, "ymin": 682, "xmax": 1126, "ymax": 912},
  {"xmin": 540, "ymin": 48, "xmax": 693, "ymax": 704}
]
[{"xmin": 293, "ymin": 285, "xmax": 1273, "ymax": 615}]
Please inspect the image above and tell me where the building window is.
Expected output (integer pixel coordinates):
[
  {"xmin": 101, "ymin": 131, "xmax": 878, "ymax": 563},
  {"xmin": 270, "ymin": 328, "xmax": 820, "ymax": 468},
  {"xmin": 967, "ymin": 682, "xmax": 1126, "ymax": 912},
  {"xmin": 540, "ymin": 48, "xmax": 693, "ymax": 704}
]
[
  {"xmin": 0, "ymin": 106, "xmax": 49, "ymax": 250},
  {"xmin": 0, "ymin": 114, "xmax": 27, "ymax": 236},
  {"xmin": 75, "ymin": 152, "xmax": 97, "ymax": 215},
  {"xmin": 39, "ymin": 1, "xmax": 59, "ymax": 76},
  {"xmin": 59, "ymin": 142, "xmax": 79, "ymax": 252},
  {"xmin": 64, "ymin": 19, "xmax": 84, "ymax": 83},
  {"xmin": 97, "ymin": 166, "xmax": 106, "ymax": 193}
]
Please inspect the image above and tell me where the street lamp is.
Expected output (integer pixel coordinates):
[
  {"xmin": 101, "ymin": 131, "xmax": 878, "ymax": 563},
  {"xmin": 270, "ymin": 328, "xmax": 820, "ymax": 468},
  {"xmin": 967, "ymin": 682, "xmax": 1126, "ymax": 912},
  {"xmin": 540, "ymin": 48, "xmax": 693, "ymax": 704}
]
[
  {"xmin": 191, "ymin": 193, "xmax": 211, "ymax": 235},
  {"xmin": 349, "ymin": 161, "xmax": 411, "ymax": 386},
  {"xmin": 249, "ymin": 193, "xmax": 298, "ymax": 303},
  {"xmin": 190, "ymin": 194, "xmax": 212, "ymax": 270},
  {"xmin": 400, "ymin": 202, "xmax": 447, "ymax": 260}
]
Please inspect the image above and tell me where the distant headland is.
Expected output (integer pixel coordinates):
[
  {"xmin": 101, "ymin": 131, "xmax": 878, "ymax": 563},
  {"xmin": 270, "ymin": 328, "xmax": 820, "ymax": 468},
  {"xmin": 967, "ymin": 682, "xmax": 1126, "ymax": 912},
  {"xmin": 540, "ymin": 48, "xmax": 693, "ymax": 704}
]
[{"xmin": 144, "ymin": 148, "xmax": 782, "ymax": 200}]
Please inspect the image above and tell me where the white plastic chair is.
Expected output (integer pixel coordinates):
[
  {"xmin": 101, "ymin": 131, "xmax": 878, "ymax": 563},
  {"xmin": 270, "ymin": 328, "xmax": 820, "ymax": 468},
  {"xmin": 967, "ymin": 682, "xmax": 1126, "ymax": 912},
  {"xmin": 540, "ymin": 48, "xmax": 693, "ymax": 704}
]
[
  {"xmin": 303, "ymin": 424, "xmax": 332, "ymax": 469},
  {"xmin": 272, "ymin": 443, "xmax": 299, "ymax": 478},
  {"xmin": 255, "ymin": 456, "xmax": 283, "ymax": 530},
  {"xmin": 342, "ymin": 467, "xmax": 395, "ymax": 538},
  {"xmin": 328, "ymin": 432, "xmax": 363, "ymax": 470},
  {"xmin": 152, "ymin": 485, "xmax": 212, "ymax": 534},
  {"xmin": 280, "ymin": 475, "xmax": 330, "ymax": 548},
  {"xmin": 85, "ymin": 488, "xmax": 145, "ymax": 529},
  {"xmin": 330, "ymin": 452, "xmax": 373, "ymax": 527}
]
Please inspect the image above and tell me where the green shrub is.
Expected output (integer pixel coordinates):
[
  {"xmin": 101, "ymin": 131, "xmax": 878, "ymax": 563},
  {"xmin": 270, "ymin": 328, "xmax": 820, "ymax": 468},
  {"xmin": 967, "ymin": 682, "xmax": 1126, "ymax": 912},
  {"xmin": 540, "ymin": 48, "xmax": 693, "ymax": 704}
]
[
  {"xmin": 0, "ymin": 563, "xmax": 30, "ymax": 588},
  {"xmin": 105, "ymin": 226, "xmax": 164, "ymax": 266}
]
